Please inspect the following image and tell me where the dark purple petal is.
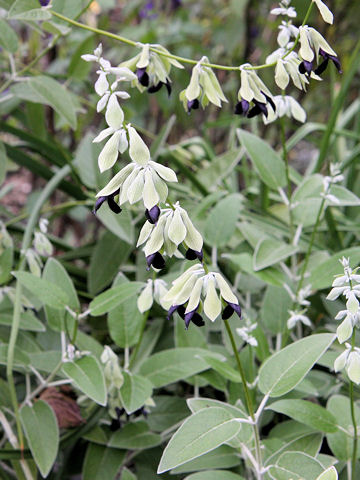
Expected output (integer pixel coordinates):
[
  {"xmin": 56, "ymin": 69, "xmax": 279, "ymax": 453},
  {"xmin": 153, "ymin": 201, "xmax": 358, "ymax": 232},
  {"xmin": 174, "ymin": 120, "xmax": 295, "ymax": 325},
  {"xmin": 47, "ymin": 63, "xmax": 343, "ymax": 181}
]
[
  {"xmin": 329, "ymin": 55, "xmax": 342, "ymax": 74},
  {"xmin": 148, "ymin": 82, "xmax": 163, "ymax": 94},
  {"xmin": 184, "ymin": 308, "xmax": 197, "ymax": 329},
  {"xmin": 248, "ymin": 101, "xmax": 267, "ymax": 118},
  {"xmin": 39, "ymin": 0, "xmax": 51, "ymax": 5},
  {"xmin": 187, "ymin": 99, "xmax": 199, "ymax": 113},
  {"xmin": 299, "ymin": 60, "xmax": 313, "ymax": 75},
  {"xmin": 262, "ymin": 92, "xmax": 276, "ymax": 112},
  {"xmin": 167, "ymin": 304, "xmax": 185, "ymax": 321},
  {"xmin": 107, "ymin": 196, "xmax": 122, "ymax": 214},
  {"xmin": 314, "ymin": 59, "xmax": 329, "ymax": 76},
  {"xmin": 92, "ymin": 196, "xmax": 107, "ymax": 215},
  {"xmin": 185, "ymin": 248, "xmax": 203, "ymax": 262},
  {"xmin": 191, "ymin": 313, "xmax": 205, "ymax": 327},
  {"xmin": 146, "ymin": 252, "xmax": 165, "ymax": 270},
  {"xmin": 234, "ymin": 99, "xmax": 249, "ymax": 116},
  {"xmin": 222, "ymin": 302, "xmax": 242, "ymax": 320},
  {"xmin": 145, "ymin": 205, "xmax": 160, "ymax": 224},
  {"xmin": 136, "ymin": 68, "xmax": 149, "ymax": 87},
  {"xmin": 165, "ymin": 79, "xmax": 172, "ymax": 96}
]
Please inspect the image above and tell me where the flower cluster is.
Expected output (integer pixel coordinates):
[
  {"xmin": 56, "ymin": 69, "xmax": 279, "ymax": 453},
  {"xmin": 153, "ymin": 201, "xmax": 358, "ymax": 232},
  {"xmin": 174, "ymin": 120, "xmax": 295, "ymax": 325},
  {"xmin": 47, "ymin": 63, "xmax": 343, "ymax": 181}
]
[
  {"xmin": 328, "ymin": 257, "xmax": 360, "ymax": 384},
  {"xmin": 163, "ymin": 265, "xmax": 241, "ymax": 328}
]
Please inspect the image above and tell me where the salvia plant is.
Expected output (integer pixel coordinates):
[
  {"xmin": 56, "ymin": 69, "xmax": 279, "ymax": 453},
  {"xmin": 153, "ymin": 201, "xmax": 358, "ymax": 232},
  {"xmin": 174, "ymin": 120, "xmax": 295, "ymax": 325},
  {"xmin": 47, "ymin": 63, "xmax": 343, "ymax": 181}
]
[{"xmin": 0, "ymin": 0, "xmax": 360, "ymax": 479}]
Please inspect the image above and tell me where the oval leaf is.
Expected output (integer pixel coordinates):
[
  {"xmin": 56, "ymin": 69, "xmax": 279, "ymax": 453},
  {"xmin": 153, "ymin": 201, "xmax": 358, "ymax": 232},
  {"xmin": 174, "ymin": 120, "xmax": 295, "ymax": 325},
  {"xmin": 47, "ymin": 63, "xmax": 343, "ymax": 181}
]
[
  {"xmin": 158, "ymin": 407, "xmax": 241, "ymax": 473},
  {"xmin": 20, "ymin": 400, "xmax": 59, "ymax": 478},
  {"xmin": 268, "ymin": 399, "xmax": 338, "ymax": 433},
  {"xmin": 258, "ymin": 334, "xmax": 335, "ymax": 397},
  {"xmin": 13, "ymin": 271, "xmax": 69, "ymax": 309},
  {"xmin": 237, "ymin": 129, "xmax": 286, "ymax": 189},
  {"xmin": 62, "ymin": 355, "xmax": 107, "ymax": 406},
  {"xmin": 119, "ymin": 372, "xmax": 153, "ymax": 415},
  {"xmin": 89, "ymin": 282, "xmax": 143, "ymax": 316}
]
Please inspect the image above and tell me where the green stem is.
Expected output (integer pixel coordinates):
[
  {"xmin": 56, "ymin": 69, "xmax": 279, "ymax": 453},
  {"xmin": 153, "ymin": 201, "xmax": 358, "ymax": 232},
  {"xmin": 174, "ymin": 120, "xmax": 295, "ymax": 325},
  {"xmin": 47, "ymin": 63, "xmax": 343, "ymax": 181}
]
[
  {"xmin": 295, "ymin": 196, "xmax": 326, "ymax": 298},
  {"xmin": 223, "ymin": 319, "xmax": 263, "ymax": 478},
  {"xmin": 49, "ymin": 5, "xmax": 311, "ymax": 74},
  {"xmin": 6, "ymin": 165, "xmax": 71, "ymax": 449},
  {"xmin": 279, "ymin": 117, "xmax": 294, "ymax": 239}
]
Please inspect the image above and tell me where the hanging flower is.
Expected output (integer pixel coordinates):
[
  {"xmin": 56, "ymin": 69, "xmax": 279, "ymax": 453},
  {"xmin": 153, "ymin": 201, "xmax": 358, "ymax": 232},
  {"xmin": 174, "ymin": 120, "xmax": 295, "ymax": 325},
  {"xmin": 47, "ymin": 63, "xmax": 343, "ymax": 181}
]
[
  {"xmin": 137, "ymin": 202, "xmax": 203, "ymax": 268},
  {"xmin": 334, "ymin": 343, "xmax": 360, "ymax": 384},
  {"xmin": 270, "ymin": 1, "xmax": 297, "ymax": 18},
  {"xmin": 235, "ymin": 66, "xmax": 275, "ymax": 119},
  {"xmin": 163, "ymin": 265, "xmax": 241, "ymax": 328},
  {"xmin": 298, "ymin": 26, "xmax": 341, "ymax": 76},
  {"xmin": 263, "ymin": 95, "xmax": 306, "ymax": 124},
  {"xmin": 179, "ymin": 56, "xmax": 227, "ymax": 112},
  {"xmin": 137, "ymin": 279, "xmax": 172, "ymax": 312}
]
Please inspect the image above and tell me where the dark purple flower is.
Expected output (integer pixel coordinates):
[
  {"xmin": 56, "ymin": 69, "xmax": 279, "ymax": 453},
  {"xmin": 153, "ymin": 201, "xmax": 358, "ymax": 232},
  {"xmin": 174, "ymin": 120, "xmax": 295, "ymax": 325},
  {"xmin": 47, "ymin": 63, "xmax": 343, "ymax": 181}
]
[
  {"xmin": 299, "ymin": 60, "xmax": 313, "ymax": 75},
  {"xmin": 315, "ymin": 48, "xmax": 342, "ymax": 75},
  {"xmin": 136, "ymin": 67, "xmax": 150, "ymax": 87},
  {"xmin": 234, "ymin": 99, "xmax": 250, "ymax": 116},
  {"xmin": 146, "ymin": 252, "xmax": 165, "ymax": 270},
  {"xmin": 185, "ymin": 248, "xmax": 203, "ymax": 262},
  {"xmin": 167, "ymin": 304, "xmax": 204, "ymax": 329},
  {"xmin": 171, "ymin": 0, "xmax": 182, "ymax": 10},
  {"xmin": 248, "ymin": 100, "xmax": 268, "ymax": 118},
  {"xmin": 145, "ymin": 205, "xmax": 160, "ymax": 224},
  {"xmin": 235, "ymin": 92, "xmax": 275, "ymax": 119},
  {"xmin": 187, "ymin": 98, "xmax": 200, "ymax": 113},
  {"xmin": 147, "ymin": 79, "xmax": 172, "ymax": 96},
  {"xmin": 39, "ymin": 0, "xmax": 51, "ymax": 5},
  {"xmin": 222, "ymin": 302, "xmax": 242, "ymax": 320},
  {"xmin": 139, "ymin": 0, "xmax": 158, "ymax": 19},
  {"xmin": 92, "ymin": 189, "xmax": 121, "ymax": 215}
]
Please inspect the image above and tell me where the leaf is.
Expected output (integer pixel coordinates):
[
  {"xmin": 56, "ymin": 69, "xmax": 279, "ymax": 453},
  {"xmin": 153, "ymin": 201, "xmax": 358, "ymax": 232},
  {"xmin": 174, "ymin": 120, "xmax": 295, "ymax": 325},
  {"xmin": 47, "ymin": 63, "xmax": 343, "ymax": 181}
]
[
  {"xmin": 269, "ymin": 451, "xmax": 324, "ymax": 480},
  {"xmin": 258, "ymin": 333, "xmax": 335, "ymax": 397},
  {"xmin": 204, "ymin": 194, "xmax": 242, "ymax": 247},
  {"xmin": 171, "ymin": 445, "xmax": 240, "ymax": 474},
  {"xmin": 121, "ymin": 467, "xmax": 137, "ymax": 480},
  {"xmin": 43, "ymin": 258, "xmax": 79, "ymax": 331},
  {"xmin": 0, "ymin": 312, "xmax": 45, "ymax": 332},
  {"xmin": 97, "ymin": 204, "xmax": 134, "ymax": 244},
  {"xmin": 108, "ymin": 421, "xmax": 161, "ymax": 450},
  {"xmin": 260, "ymin": 285, "xmax": 293, "ymax": 334},
  {"xmin": 20, "ymin": 400, "xmax": 59, "ymax": 477},
  {"xmin": 309, "ymin": 247, "xmax": 360, "ymax": 289},
  {"xmin": 316, "ymin": 467, "xmax": 338, "ymax": 480},
  {"xmin": 139, "ymin": 348, "xmax": 220, "ymax": 388},
  {"xmin": 82, "ymin": 443, "xmax": 126, "ymax": 480},
  {"xmin": 8, "ymin": 0, "xmax": 51, "ymax": 20},
  {"xmin": 185, "ymin": 472, "xmax": 244, "ymax": 480},
  {"xmin": 326, "ymin": 395, "xmax": 360, "ymax": 461},
  {"xmin": 147, "ymin": 396, "xmax": 189, "ymax": 432},
  {"xmin": 0, "ymin": 247, "xmax": 13, "ymax": 285},
  {"xmin": 88, "ymin": 231, "xmax": 132, "ymax": 295},
  {"xmin": 237, "ymin": 128, "xmax": 286, "ymax": 189},
  {"xmin": 74, "ymin": 133, "xmax": 110, "ymax": 190},
  {"xmin": 253, "ymin": 238, "xmax": 298, "ymax": 270},
  {"xmin": 119, "ymin": 372, "xmax": 153, "ymax": 415},
  {"xmin": 268, "ymin": 399, "xmax": 338, "ymax": 433},
  {"xmin": 157, "ymin": 407, "xmax": 241, "ymax": 473},
  {"xmin": 62, "ymin": 355, "xmax": 107, "ymax": 406},
  {"xmin": 89, "ymin": 282, "xmax": 143, "ymax": 316},
  {"xmin": 11, "ymin": 76, "xmax": 77, "ymax": 129},
  {"xmin": 201, "ymin": 356, "xmax": 241, "ymax": 383},
  {"xmin": 0, "ymin": 19, "xmax": 18, "ymax": 53},
  {"xmin": 13, "ymin": 271, "xmax": 69, "ymax": 309}
]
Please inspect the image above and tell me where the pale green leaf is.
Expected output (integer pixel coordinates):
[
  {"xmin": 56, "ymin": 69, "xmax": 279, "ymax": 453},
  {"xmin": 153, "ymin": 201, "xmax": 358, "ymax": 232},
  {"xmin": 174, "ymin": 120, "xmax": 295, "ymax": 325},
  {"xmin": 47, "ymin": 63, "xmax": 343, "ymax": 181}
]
[
  {"xmin": 253, "ymin": 237, "xmax": 298, "ymax": 270},
  {"xmin": 82, "ymin": 443, "xmax": 126, "ymax": 480},
  {"xmin": 108, "ymin": 421, "xmax": 161, "ymax": 450},
  {"xmin": 204, "ymin": 194, "xmax": 242, "ymax": 247},
  {"xmin": 89, "ymin": 282, "xmax": 143, "ymax": 316},
  {"xmin": 119, "ymin": 372, "xmax": 153, "ymax": 415}
]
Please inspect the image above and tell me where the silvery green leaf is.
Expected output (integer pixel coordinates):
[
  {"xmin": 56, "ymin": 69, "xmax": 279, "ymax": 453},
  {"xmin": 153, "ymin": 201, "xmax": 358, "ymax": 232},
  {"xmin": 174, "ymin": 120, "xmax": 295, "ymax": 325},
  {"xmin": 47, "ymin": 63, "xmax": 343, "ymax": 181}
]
[
  {"xmin": 128, "ymin": 126, "xmax": 150, "ymax": 166},
  {"xmin": 316, "ymin": 467, "xmax": 338, "ymax": 480}
]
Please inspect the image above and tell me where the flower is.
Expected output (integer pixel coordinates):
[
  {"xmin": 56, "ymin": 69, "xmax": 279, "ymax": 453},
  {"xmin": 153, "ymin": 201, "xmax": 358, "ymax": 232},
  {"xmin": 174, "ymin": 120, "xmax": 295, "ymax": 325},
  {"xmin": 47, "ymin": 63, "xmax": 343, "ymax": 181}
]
[
  {"xmin": 163, "ymin": 265, "xmax": 241, "ymax": 328},
  {"xmin": 95, "ymin": 156, "xmax": 177, "ymax": 213},
  {"xmin": 136, "ymin": 203, "xmax": 203, "ymax": 267},
  {"xmin": 120, "ymin": 43, "xmax": 183, "ymax": 94},
  {"xmin": 298, "ymin": 26, "xmax": 341, "ymax": 76},
  {"xmin": 277, "ymin": 21, "xmax": 299, "ymax": 47},
  {"xmin": 287, "ymin": 309, "xmax": 312, "ymax": 330},
  {"xmin": 266, "ymin": 47, "xmax": 310, "ymax": 90},
  {"xmin": 137, "ymin": 279, "xmax": 172, "ymax": 312},
  {"xmin": 101, "ymin": 346, "xmax": 124, "ymax": 389},
  {"xmin": 312, "ymin": 0, "xmax": 333, "ymax": 25},
  {"xmin": 39, "ymin": 0, "xmax": 51, "ymax": 6},
  {"xmin": 271, "ymin": 1, "xmax": 297, "ymax": 18},
  {"xmin": 334, "ymin": 343, "xmax": 360, "ymax": 384},
  {"xmin": 93, "ymin": 189, "xmax": 122, "ymax": 215},
  {"xmin": 263, "ymin": 95, "xmax": 306, "ymax": 124},
  {"xmin": 179, "ymin": 57, "xmax": 227, "ymax": 112},
  {"xmin": 235, "ymin": 66, "xmax": 275, "ymax": 119},
  {"xmin": 236, "ymin": 320, "xmax": 258, "ymax": 347}
]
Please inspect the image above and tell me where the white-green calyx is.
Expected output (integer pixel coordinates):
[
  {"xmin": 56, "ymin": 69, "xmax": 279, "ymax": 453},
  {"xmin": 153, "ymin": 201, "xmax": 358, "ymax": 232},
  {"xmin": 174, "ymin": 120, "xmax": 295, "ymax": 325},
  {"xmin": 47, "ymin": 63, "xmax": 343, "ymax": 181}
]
[
  {"xmin": 299, "ymin": 26, "xmax": 337, "ymax": 63},
  {"xmin": 238, "ymin": 66, "xmax": 273, "ymax": 104},
  {"xmin": 137, "ymin": 279, "xmax": 171, "ymax": 313},
  {"xmin": 264, "ymin": 95, "xmax": 306, "ymax": 124},
  {"xmin": 137, "ymin": 202, "xmax": 203, "ymax": 258}
]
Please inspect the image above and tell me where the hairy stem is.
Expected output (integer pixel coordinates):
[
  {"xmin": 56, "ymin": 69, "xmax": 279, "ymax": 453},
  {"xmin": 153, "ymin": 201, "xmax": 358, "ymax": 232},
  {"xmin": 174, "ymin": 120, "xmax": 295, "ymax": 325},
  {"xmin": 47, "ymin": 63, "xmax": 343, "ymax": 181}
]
[{"xmin": 223, "ymin": 319, "xmax": 263, "ymax": 479}]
